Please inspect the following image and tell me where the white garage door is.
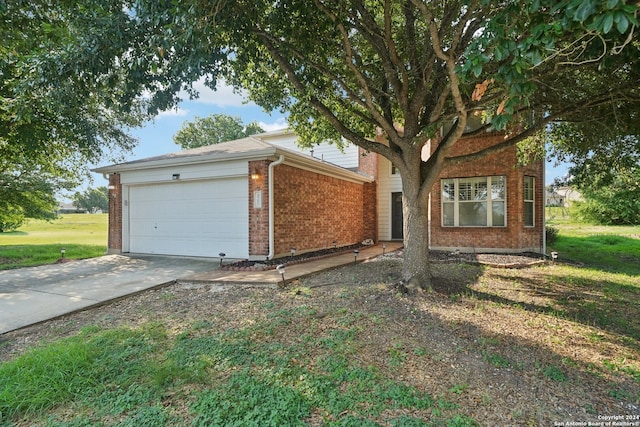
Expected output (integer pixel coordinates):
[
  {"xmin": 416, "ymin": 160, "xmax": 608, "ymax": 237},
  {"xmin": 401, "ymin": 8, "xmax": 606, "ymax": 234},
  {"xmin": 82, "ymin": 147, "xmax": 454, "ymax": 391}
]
[{"xmin": 128, "ymin": 178, "xmax": 248, "ymax": 258}]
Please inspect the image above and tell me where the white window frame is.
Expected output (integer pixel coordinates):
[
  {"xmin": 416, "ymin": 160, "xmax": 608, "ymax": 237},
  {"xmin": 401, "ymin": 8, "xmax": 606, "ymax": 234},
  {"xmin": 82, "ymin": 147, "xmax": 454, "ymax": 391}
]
[
  {"xmin": 441, "ymin": 176, "xmax": 507, "ymax": 227},
  {"xmin": 524, "ymin": 176, "xmax": 535, "ymax": 227}
]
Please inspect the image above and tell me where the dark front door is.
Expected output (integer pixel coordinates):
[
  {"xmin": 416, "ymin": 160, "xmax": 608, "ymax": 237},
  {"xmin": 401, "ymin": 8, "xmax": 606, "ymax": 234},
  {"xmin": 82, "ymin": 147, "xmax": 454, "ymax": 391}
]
[{"xmin": 391, "ymin": 192, "xmax": 403, "ymax": 240}]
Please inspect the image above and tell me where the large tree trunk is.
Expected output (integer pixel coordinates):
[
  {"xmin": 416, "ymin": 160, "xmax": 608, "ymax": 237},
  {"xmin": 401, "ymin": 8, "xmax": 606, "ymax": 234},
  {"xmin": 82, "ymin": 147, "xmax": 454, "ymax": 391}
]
[{"xmin": 401, "ymin": 175, "xmax": 433, "ymax": 292}]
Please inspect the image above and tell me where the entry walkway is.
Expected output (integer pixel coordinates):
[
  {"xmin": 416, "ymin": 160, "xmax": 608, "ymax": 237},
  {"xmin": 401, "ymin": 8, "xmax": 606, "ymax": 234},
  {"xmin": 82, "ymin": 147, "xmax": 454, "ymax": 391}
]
[
  {"xmin": 183, "ymin": 242, "xmax": 403, "ymax": 284},
  {"xmin": 182, "ymin": 242, "xmax": 402, "ymax": 284}
]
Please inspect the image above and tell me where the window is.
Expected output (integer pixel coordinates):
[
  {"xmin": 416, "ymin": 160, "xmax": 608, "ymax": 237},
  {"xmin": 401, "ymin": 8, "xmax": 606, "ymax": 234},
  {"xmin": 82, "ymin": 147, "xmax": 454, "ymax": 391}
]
[
  {"xmin": 441, "ymin": 176, "xmax": 506, "ymax": 227},
  {"xmin": 524, "ymin": 176, "xmax": 535, "ymax": 227}
]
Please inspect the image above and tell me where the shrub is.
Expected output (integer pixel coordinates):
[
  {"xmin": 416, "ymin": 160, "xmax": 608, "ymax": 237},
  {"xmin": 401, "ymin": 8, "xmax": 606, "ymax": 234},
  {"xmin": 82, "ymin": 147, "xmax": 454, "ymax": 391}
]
[
  {"xmin": 573, "ymin": 167, "xmax": 640, "ymax": 225},
  {"xmin": 574, "ymin": 198, "xmax": 640, "ymax": 225},
  {"xmin": 545, "ymin": 225, "xmax": 559, "ymax": 245}
]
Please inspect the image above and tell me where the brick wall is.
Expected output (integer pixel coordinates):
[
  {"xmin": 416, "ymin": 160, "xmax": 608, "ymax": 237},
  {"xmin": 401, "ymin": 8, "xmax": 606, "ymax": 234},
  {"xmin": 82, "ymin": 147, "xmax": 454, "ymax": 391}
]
[
  {"xmin": 362, "ymin": 182, "xmax": 377, "ymax": 242},
  {"xmin": 248, "ymin": 160, "xmax": 270, "ymax": 256},
  {"xmin": 107, "ymin": 173, "xmax": 122, "ymax": 254},
  {"xmin": 429, "ymin": 133, "xmax": 544, "ymax": 252},
  {"xmin": 358, "ymin": 147, "xmax": 378, "ymax": 177},
  {"xmin": 272, "ymin": 164, "xmax": 366, "ymax": 257},
  {"xmin": 359, "ymin": 148, "xmax": 378, "ymax": 242}
]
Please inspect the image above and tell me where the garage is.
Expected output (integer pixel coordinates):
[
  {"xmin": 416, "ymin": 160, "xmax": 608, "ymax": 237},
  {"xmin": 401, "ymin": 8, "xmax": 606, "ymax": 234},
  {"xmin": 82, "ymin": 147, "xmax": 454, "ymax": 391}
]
[
  {"xmin": 95, "ymin": 134, "xmax": 373, "ymax": 260},
  {"xmin": 127, "ymin": 177, "xmax": 248, "ymax": 258}
]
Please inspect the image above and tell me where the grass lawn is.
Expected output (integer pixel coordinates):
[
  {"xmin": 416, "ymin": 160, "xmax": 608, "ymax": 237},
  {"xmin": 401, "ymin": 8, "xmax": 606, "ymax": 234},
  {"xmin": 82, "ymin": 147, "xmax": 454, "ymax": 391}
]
[
  {"xmin": 0, "ymin": 212, "xmax": 638, "ymax": 425},
  {"xmin": 546, "ymin": 207, "xmax": 640, "ymax": 275},
  {"xmin": 1, "ymin": 258, "xmax": 638, "ymax": 426},
  {"xmin": 0, "ymin": 214, "xmax": 107, "ymax": 270}
]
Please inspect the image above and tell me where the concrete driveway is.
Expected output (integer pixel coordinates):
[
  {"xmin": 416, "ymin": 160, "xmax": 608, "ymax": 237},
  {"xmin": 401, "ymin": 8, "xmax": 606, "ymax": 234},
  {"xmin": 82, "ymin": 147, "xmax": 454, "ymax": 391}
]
[{"xmin": 0, "ymin": 255, "xmax": 218, "ymax": 334}]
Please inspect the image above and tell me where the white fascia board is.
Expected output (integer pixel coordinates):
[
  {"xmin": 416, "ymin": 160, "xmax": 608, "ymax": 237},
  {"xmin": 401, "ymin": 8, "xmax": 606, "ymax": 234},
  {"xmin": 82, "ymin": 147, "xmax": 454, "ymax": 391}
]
[
  {"xmin": 93, "ymin": 147, "xmax": 277, "ymax": 174},
  {"xmin": 93, "ymin": 140, "xmax": 371, "ymax": 184},
  {"xmin": 274, "ymin": 147, "xmax": 373, "ymax": 184},
  {"xmin": 254, "ymin": 128, "xmax": 293, "ymax": 138}
]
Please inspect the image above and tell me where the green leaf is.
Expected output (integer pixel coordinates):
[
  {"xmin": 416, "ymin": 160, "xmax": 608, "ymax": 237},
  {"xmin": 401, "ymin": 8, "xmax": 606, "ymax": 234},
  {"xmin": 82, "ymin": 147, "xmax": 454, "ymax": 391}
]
[
  {"xmin": 530, "ymin": 0, "xmax": 541, "ymax": 13},
  {"xmin": 602, "ymin": 13, "xmax": 614, "ymax": 33},
  {"xmin": 614, "ymin": 13, "xmax": 629, "ymax": 34},
  {"xmin": 626, "ymin": 11, "xmax": 639, "ymax": 26},
  {"xmin": 587, "ymin": 14, "xmax": 605, "ymax": 31},
  {"xmin": 574, "ymin": 0, "xmax": 596, "ymax": 22},
  {"xmin": 606, "ymin": 0, "xmax": 619, "ymax": 9},
  {"xmin": 529, "ymin": 49, "xmax": 542, "ymax": 66}
]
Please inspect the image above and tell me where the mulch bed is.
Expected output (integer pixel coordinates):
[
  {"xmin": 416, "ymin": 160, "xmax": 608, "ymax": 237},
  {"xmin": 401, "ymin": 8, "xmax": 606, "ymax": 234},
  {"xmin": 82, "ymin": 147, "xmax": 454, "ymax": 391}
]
[
  {"xmin": 220, "ymin": 243, "xmax": 365, "ymax": 271},
  {"xmin": 222, "ymin": 244, "xmax": 547, "ymax": 272},
  {"xmin": 379, "ymin": 249, "xmax": 546, "ymax": 269},
  {"xmin": 429, "ymin": 250, "xmax": 546, "ymax": 268}
]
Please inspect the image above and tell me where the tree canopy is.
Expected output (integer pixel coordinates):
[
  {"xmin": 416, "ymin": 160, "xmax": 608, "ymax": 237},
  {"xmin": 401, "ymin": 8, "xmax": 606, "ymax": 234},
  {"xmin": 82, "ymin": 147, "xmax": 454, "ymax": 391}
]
[
  {"xmin": 173, "ymin": 114, "xmax": 265, "ymax": 149},
  {"xmin": 548, "ymin": 107, "xmax": 640, "ymax": 225},
  {"xmin": 72, "ymin": 187, "xmax": 109, "ymax": 214},
  {"xmin": 0, "ymin": 147, "xmax": 72, "ymax": 231},
  {"xmin": 573, "ymin": 165, "xmax": 640, "ymax": 225},
  {"xmin": 0, "ymin": 166, "xmax": 61, "ymax": 232},
  {"xmin": 3, "ymin": 0, "xmax": 639, "ymax": 286},
  {"xmin": 1, "ymin": 0, "xmax": 150, "ymax": 225}
]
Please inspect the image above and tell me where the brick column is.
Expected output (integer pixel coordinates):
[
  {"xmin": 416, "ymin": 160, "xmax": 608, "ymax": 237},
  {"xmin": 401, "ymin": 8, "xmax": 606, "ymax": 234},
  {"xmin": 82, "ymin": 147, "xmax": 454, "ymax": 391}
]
[
  {"xmin": 107, "ymin": 173, "xmax": 122, "ymax": 254},
  {"xmin": 248, "ymin": 160, "xmax": 270, "ymax": 257},
  {"xmin": 359, "ymin": 148, "xmax": 378, "ymax": 242},
  {"xmin": 362, "ymin": 182, "xmax": 378, "ymax": 242}
]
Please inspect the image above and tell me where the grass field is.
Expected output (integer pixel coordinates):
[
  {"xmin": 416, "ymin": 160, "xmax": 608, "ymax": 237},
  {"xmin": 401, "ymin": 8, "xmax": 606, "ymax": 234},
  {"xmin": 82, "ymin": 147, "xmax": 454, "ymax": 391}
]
[
  {"xmin": 0, "ymin": 214, "xmax": 107, "ymax": 270},
  {"xmin": 546, "ymin": 207, "xmax": 640, "ymax": 276},
  {"xmin": 0, "ymin": 212, "xmax": 638, "ymax": 425}
]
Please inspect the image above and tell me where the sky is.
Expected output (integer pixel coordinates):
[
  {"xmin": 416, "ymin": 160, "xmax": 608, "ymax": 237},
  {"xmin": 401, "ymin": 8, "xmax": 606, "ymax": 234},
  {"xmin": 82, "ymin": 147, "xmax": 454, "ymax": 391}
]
[
  {"xmin": 87, "ymin": 78, "xmax": 568, "ymax": 191},
  {"xmin": 88, "ymin": 79, "xmax": 288, "ymax": 186}
]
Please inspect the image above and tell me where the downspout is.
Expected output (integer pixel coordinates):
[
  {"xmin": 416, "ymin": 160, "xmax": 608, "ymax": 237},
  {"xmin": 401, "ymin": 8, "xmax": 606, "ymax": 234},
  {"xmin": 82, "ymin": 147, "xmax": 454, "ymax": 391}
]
[
  {"xmin": 267, "ymin": 155, "xmax": 285, "ymax": 260},
  {"xmin": 542, "ymin": 158, "xmax": 547, "ymax": 256}
]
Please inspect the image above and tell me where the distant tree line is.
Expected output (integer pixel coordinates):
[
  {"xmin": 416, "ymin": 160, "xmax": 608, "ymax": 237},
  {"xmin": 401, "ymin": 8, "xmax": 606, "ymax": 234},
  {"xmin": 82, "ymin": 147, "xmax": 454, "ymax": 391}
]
[{"xmin": 72, "ymin": 187, "xmax": 109, "ymax": 214}]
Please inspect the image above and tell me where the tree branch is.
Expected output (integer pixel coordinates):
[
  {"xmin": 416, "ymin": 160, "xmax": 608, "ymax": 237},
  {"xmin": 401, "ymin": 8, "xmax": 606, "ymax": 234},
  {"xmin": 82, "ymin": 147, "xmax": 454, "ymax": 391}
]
[
  {"xmin": 445, "ymin": 86, "xmax": 640, "ymax": 166},
  {"xmin": 412, "ymin": 1, "xmax": 467, "ymax": 126},
  {"xmin": 313, "ymin": 1, "xmax": 400, "ymax": 143},
  {"xmin": 384, "ymin": 0, "xmax": 410, "ymax": 106},
  {"xmin": 256, "ymin": 29, "xmax": 399, "ymax": 164}
]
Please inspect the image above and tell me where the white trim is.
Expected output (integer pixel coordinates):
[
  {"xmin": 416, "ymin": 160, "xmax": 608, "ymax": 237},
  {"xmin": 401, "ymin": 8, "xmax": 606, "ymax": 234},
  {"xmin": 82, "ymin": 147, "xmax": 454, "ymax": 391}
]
[
  {"xmin": 123, "ymin": 185, "xmax": 130, "ymax": 253},
  {"xmin": 524, "ymin": 176, "xmax": 535, "ymax": 228},
  {"xmin": 428, "ymin": 192, "xmax": 431, "ymax": 249},
  {"xmin": 281, "ymin": 155, "xmax": 372, "ymax": 184},
  {"xmin": 389, "ymin": 192, "xmax": 394, "ymax": 240},
  {"xmin": 254, "ymin": 128, "xmax": 293, "ymax": 138},
  {"xmin": 441, "ymin": 176, "xmax": 507, "ymax": 227},
  {"xmin": 376, "ymin": 156, "xmax": 402, "ymax": 240},
  {"xmin": 95, "ymin": 147, "xmax": 275, "ymax": 173},
  {"xmin": 267, "ymin": 155, "xmax": 285, "ymax": 260},
  {"xmin": 95, "ymin": 141, "xmax": 371, "ymax": 185}
]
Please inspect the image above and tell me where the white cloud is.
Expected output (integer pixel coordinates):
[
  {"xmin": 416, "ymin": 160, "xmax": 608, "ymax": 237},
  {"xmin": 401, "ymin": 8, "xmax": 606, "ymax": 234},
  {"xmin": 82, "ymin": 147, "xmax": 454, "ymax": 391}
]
[
  {"xmin": 184, "ymin": 77, "xmax": 253, "ymax": 107},
  {"xmin": 157, "ymin": 107, "xmax": 189, "ymax": 118},
  {"xmin": 259, "ymin": 118, "xmax": 289, "ymax": 132}
]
